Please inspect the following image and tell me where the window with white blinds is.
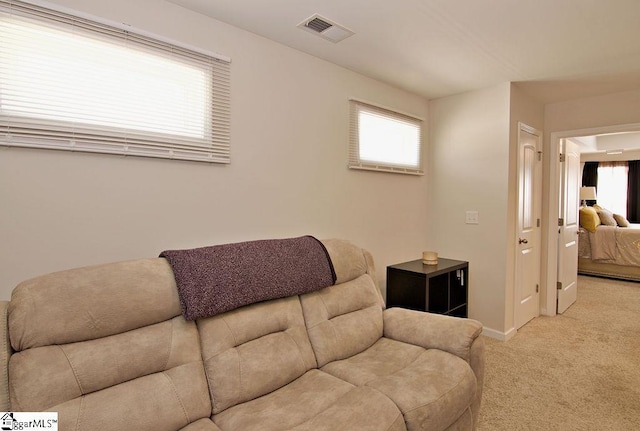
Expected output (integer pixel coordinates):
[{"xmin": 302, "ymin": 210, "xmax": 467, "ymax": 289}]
[
  {"xmin": 349, "ymin": 99, "xmax": 423, "ymax": 175},
  {"xmin": 0, "ymin": 0, "xmax": 231, "ymax": 163}
]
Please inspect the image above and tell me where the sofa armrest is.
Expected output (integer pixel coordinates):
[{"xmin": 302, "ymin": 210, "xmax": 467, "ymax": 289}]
[
  {"xmin": 384, "ymin": 307, "xmax": 485, "ymax": 428},
  {"xmin": 0, "ymin": 301, "xmax": 10, "ymax": 411},
  {"xmin": 383, "ymin": 307, "xmax": 482, "ymax": 362}
]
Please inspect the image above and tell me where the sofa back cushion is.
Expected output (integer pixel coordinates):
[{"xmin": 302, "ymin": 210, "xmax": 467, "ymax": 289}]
[
  {"xmin": 301, "ymin": 240, "xmax": 385, "ymax": 368},
  {"xmin": 8, "ymin": 258, "xmax": 211, "ymax": 431},
  {"xmin": 198, "ymin": 296, "xmax": 317, "ymax": 414},
  {"xmin": 301, "ymin": 275, "xmax": 384, "ymax": 368},
  {"xmin": 321, "ymin": 239, "xmax": 375, "ymax": 285}
]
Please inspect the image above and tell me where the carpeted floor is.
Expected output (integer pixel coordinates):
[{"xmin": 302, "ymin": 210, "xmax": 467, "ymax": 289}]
[{"xmin": 476, "ymin": 275, "xmax": 640, "ymax": 431}]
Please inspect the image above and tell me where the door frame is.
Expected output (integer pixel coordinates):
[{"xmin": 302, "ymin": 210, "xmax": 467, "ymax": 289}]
[{"xmin": 544, "ymin": 122, "xmax": 640, "ymax": 316}]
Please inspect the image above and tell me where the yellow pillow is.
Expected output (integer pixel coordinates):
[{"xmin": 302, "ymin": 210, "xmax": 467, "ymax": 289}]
[{"xmin": 579, "ymin": 206, "xmax": 601, "ymax": 233}]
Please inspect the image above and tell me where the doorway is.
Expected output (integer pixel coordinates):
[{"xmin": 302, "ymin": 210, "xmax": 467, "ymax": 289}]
[{"xmin": 544, "ymin": 122, "xmax": 640, "ymax": 316}]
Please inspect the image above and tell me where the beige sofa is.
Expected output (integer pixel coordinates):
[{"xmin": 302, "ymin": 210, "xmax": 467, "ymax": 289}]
[{"xmin": 0, "ymin": 239, "xmax": 484, "ymax": 431}]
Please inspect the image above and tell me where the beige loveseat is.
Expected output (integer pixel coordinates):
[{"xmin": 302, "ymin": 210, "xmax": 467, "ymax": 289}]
[{"xmin": 0, "ymin": 239, "xmax": 484, "ymax": 431}]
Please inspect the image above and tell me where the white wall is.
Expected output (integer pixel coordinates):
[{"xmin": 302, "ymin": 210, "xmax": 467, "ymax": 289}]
[
  {"xmin": 545, "ymin": 89, "xmax": 640, "ymax": 185},
  {"xmin": 545, "ymin": 89, "xmax": 640, "ymax": 133},
  {"xmin": 0, "ymin": 0, "xmax": 430, "ymax": 298},
  {"xmin": 427, "ymin": 83, "xmax": 511, "ymax": 335},
  {"xmin": 581, "ymin": 149, "xmax": 640, "ymax": 162},
  {"xmin": 427, "ymin": 83, "xmax": 543, "ymax": 338}
]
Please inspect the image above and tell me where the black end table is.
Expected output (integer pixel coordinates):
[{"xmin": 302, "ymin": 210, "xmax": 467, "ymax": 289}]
[{"xmin": 386, "ymin": 258, "xmax": 468, "ymax": 317}]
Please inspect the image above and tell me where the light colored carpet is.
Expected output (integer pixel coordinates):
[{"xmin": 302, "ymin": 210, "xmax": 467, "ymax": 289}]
[{"xmin": 477, "ymin": 275, "xmax": 640, "ymax": 431}]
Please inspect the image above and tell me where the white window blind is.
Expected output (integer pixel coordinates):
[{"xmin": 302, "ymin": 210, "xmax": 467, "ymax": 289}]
[
  {"xmin": 349, "ymin": 99, "xmax": 423, "ymax": 175},
  {"xmin": 0, "ymin": 0, "xmax": 231, "ymax": 163}
]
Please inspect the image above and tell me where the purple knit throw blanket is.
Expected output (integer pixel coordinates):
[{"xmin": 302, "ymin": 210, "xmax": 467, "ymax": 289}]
[{"xmin": 160, "ymin": 236, "xmax": 336, "ymax": 320}]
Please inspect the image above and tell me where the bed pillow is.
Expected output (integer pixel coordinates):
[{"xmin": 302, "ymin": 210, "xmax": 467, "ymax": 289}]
[
  {"xmin": 579, "ymin": 206, "xmax": 601, "ymax": 233},
  {"xmin": 596, "ymin": 209, "xmax": 617, "ymax": 226},
  {"xmin": 613, "ymin": 213, "xmax": 630, "ymax": 227}
]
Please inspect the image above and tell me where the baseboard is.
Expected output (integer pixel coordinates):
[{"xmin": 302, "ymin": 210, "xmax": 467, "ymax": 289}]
[{"xmin": 482, "ymin": 326, "xmax": 516, "ymax": 341}]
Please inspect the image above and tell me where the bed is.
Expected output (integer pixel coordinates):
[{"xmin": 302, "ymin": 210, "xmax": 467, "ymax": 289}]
[{"xmin": 578, "ymin": 224, "xmax": 640, "ymax": 281}]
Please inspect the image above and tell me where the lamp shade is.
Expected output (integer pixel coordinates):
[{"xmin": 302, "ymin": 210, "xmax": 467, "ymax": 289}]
[{"xmin": 580, "ymin": 186, "xmax": 597, "ymax": 201}]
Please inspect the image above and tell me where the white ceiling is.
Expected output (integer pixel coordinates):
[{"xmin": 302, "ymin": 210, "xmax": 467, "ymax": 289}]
[
  {"xmin": 168, "ymin": 0, "xmax": 640, "ymax": 103},
  {"xmin": 571, "ymin": 131, "xmax": 640, "ymax": 154}
]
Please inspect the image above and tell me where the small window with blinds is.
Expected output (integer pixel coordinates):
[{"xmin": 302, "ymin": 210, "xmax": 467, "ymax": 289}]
[
  {"xmin": 0, "ymin": 0, "xmax": 231, "ymax": 163},
  {"xmin": 349, "ymin": 99, "xmax": 423, "ymax": 175}
]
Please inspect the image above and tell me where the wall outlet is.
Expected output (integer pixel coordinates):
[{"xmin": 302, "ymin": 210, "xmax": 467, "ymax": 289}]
[{"xmin": 465, "ymin": 211, "xmax": 479, "ymax": 224}]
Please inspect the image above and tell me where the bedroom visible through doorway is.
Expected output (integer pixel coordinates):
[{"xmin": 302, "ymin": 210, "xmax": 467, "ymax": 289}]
[{"xmin": 546, "ymin": 123, "xmax": 640, "ymax": 316}]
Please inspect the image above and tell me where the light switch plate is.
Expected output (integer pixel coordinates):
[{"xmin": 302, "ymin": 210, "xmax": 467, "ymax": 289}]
[{"xmin": 465, "ymin": 211, "xmax": 479, "ymax": 224}]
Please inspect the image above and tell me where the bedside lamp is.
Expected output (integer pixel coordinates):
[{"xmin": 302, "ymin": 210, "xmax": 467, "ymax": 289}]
[{"xmin": 580, "ymin": 186, "xmax": 597, "ymax": 207}]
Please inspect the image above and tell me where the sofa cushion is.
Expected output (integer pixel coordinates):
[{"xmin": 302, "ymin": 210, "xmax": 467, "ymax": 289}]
[
  {"xmin": 320, "ymin": 337, "xmax": 424, "ymax": 385},
  {"xmin": 321, "ymin": 239, "xmax": 371, "ymax": 284},
  {"xmin": 51, "ymin": 362, "xmax": 211, "ymax": 431},
  {"xmin": 213, "ymin": 369, "xmax": 407, "ymax": 431},
  {"xmin": 10, "ymin": 316, "xmax": 201, "ymax": 411},
  {"xmin": 321, "ymin": 337, "xmax": 477, "ymax": 431},
  {"xmin": 441, "ymin": 409, "xmax": 473, "ymax": 431},
  {"xmin": 301, "ymin": 274, "xmax": 384, "ymax": 367},
  {"xmin": 8, "ymin": 258, "xmax": 181, "ymax": 351},
  {"xmin": 198, "ymin": 296, "xmax": 317, "ymax": 414},
  {"xmin": 180, "ymin": 419, "xmax": 223, "ymax": 431},
  {"xmin": 7, "ymin": 258, "xmax": 212, "ymax": 431}
]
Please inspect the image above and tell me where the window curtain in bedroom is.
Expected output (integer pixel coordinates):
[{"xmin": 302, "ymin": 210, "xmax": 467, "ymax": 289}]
[
  {"xmin": 627, "ymin": 160, "xmax": 640, "ymax": 223},
  {"xmin": 582, "ymin": 162, "xmax": 599, "ymax": 206}
]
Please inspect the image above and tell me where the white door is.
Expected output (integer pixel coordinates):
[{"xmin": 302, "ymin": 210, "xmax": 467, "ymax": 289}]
[
  {"xmin": 557, "ymin": 139, "xmax": 580, "ymax": 313},
  {"xmin": 515, "ymin": 123, "xmax": 542, "ymax": 329}
]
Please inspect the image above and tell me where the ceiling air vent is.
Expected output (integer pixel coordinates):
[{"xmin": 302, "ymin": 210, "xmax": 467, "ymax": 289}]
[
  {"xmin": 606, "ymin": 149, "xmax": 624, "ymax": 155},
  {"xmin": 297, "ymin": 14, "xmax": 354, "ymax": 43},
  {"xmin": 306, "ymin": 17, "xmax": 333, "ymax": 33}
]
